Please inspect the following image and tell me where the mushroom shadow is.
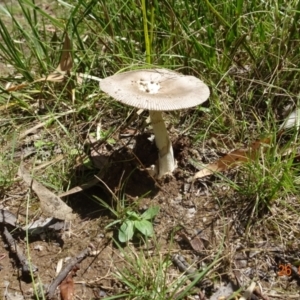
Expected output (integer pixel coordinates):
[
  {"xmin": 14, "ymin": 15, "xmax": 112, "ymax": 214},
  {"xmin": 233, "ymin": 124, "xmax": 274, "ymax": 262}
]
[
  {"xmin": 65, "ymin": 133, "xmax": 160, "ymax": 219},
  {"xmin": 101, "ymin": 132, "xmax": 159, "ymax": 198}
]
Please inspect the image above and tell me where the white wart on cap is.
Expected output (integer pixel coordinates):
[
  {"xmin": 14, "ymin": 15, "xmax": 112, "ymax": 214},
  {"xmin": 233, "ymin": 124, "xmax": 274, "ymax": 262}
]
[{"xmin": 100, "ymin": 68, "xmax": 210, "ymax": 178}]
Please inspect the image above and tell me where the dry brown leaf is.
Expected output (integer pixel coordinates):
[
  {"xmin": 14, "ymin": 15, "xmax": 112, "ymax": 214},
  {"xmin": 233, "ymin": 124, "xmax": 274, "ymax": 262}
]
[
  {"xmin": 33, "ymin": 33, "xmax": 73, "ymax": 84},
  {"xmin": 33, "ymin": 154, "xmax": 64, "ymax": 171},
  {"xmin": 19, "ymin": 121, "xmax": 49, "ymax": 139},
  {"xmin": 5, "ymin": 83, "xmax": 29, "ymax": 92},
  {"xmin": 60, "ymin": 274, "xmax": 74, "ymax": 300},
  {"xmin": 56, "ymin": 33, "xmax": 72, "ymax": 73},
  {"xmin": 18, "ymin": 164, "xmax": 75, "ymax": 220},
  {"xmin": 34, "ymin": 72, "xmax": 65, "ymax": 83},
  {"xmin": 6, "ymin": 72, "xmax": 65, "ymax": 88},
  {"xmin": 178, "ymin": 232, "xmax": 204, "ymax": 252},
  {"xmin": 58, "ymin": 177, "xmax": 100, "ymax": 198},
  {"xmin": 194, "ymin": 137, "xmax": 272, "ymax": 179}
]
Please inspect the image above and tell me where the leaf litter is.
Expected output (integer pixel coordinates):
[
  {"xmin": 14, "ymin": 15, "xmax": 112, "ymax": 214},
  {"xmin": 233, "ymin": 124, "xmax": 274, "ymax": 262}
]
[
  {"xmin": 18, "ymin": 164, "xmax": 75, "ymax": 221},
  {"xmin": 1, "ymin": 123, "xmax": 298, "ymax": 299}
]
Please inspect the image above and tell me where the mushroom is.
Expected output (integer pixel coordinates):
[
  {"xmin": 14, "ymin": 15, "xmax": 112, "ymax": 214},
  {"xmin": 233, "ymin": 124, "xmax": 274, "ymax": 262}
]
[{"xmin": 100, "ymin": 68, "xmax": 210, "ymax": 178}]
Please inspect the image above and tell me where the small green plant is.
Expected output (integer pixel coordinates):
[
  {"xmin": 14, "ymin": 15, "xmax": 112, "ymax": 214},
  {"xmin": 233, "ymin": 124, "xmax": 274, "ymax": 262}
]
[
  {"xmin": 112, "ymin": 246, "xmax": 176, "ymax": 300},
  {"xmin": 118, "ymin": 206, "xmax": 159, "ymax": 243},
  {"xmin": 95, "ymin": 194, "xmax": 159, "ymax": 243}
]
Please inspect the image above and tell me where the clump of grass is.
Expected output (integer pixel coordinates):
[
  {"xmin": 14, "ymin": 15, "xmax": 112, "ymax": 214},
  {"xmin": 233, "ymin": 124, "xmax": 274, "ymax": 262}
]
[
  {"xmin": 111, "ymin": 245, "xmax": 205, "ymax": 300},
  {"xmin": 112, "ymin": 246, "xmax": 176, "ymax": 300},
  {"xmin": 0, "ymin": 155, "xmax": 16, "ymax": 194}
]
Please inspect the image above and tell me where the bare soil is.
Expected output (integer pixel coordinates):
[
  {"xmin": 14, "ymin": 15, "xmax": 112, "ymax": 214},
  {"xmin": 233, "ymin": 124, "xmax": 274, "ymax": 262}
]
[{"xmin": 1, "ymin": 124, "xmax": 300, "ymax": 300}]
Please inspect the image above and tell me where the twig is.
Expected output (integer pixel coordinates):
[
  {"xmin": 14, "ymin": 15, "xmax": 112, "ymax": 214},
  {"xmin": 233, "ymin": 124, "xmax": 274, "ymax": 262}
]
[
  {"xmin": 47, "ymin": 246, "xmax": 92, "ymax": 300},
  {"xmin": 172, "ymin": 254, "xmax": 199, "ymax": 281},
  {"xmin": 3, "ymin": 227, "xmax": 38, "ymax": 275}
]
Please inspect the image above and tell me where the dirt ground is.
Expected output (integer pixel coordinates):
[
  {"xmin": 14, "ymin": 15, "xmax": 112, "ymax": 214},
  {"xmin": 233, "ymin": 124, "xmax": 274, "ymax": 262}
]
[{"xmin": 1, "ymin": 125, "xmax": 300, "ymax": 300}]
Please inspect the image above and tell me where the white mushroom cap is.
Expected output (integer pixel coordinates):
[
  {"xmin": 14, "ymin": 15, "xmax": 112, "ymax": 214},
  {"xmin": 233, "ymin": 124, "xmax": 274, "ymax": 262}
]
[{"xmin": 100, "ymin": 68, "xmax": 210, "ymax": 111}]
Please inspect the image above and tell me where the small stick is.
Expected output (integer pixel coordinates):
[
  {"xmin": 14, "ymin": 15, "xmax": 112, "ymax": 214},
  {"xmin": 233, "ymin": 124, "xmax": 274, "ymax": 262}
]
[
  {"xmin": 47, "ymin": 246, "xmax": 92, "ymax": 300},
  {"xmin": 172, "ymin": 254, "xmax": 199, "ymax": 280},
  {"xmin": 3, "ymin": 227, "xmax": 38, "ymax": 275}
]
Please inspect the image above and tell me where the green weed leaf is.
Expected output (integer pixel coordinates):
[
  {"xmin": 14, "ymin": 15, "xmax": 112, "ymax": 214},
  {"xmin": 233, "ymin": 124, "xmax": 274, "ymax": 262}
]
[
  {"xmin": 105, "ymin": 219, "xmax": 121, "ymax": 229},
  {"xmin": 141, "ymin": 206, "xmax": 159, "ymax": 220},
  {"xmin": 126, "ymin": 211, "xmax": 140, "ymax": 220},
  {"xmin": 134, "ymin": 219, "xmax": 154, "ymax": 237},
  {"xmin": 118, "ymin": 220, "xmax": 134, "ymax": 243}
]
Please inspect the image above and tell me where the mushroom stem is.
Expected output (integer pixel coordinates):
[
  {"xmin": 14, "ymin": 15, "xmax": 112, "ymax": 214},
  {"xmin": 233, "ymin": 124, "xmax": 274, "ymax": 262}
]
[{"xmin": 149, "ymin": 111, "xmax": 176, "ymax": 177}]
